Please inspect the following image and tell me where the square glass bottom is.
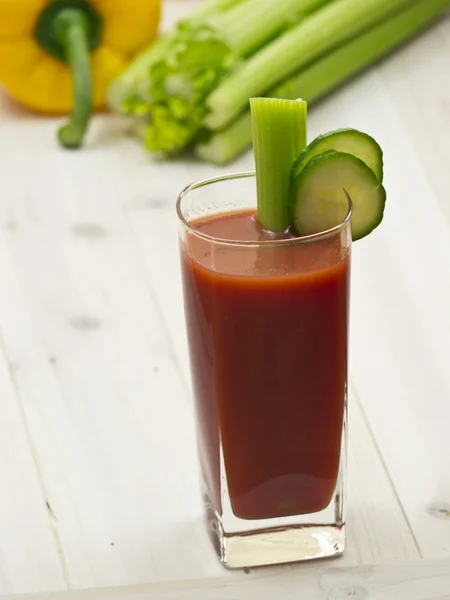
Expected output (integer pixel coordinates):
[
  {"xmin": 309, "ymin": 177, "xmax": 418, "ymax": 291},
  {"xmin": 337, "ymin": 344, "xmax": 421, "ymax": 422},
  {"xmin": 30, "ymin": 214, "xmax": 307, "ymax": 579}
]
[
  {"xmin": 202, "ymin": 418, "xmax": 347, "ymax": 569},
  {"xmin": 204, "ymin": 492, "xmax": 345, "ymax": 569}
]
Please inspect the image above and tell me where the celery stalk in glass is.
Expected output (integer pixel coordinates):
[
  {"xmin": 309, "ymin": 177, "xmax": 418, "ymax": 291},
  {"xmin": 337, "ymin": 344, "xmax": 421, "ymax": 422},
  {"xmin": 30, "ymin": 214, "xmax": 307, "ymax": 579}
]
[{"xmin": 251, "ymin": 98, "xmax": 307, "ymax": 233}]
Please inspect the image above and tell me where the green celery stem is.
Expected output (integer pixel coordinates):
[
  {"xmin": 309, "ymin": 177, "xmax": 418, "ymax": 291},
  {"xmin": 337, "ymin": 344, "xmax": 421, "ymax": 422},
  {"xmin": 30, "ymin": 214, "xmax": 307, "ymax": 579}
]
[
  {"xmin": 106, "ymin": 0, "xmax": 246, "ymax": 113},
  {"xmin": 251, "ymin": 98, "xmax": 307, "ymax": 233},
  {"xmin": 54, "ymin": 9, "xmax": 93, "ymax": 149},
  {"xmin": 193, "ymin": 0, "xmax": 248, "ymax": 19},
  {"xmin": 210, "ymin": 0, "xmax": 332, "ymax": 57},
  {"xmin": 195, "ymin": 113, "xmax": 252, "ymax": 164},
  {"xmin": 197, "ymin": 0, "xmax": 450, "ymax": 165},
  {"xmin": 205, "ymin": 0, "xmax": 422, "ymax": 130},
  {"xmin": 107, "ymin": 34, "xmax": 172, "ymax": 113}
]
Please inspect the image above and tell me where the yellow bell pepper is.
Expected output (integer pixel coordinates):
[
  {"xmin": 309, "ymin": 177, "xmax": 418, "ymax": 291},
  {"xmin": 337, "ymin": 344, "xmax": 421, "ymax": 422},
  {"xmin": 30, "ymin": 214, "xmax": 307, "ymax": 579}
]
[{"xmin": 0, "ymin": 0, "xmax": 161, "ymax": 148}]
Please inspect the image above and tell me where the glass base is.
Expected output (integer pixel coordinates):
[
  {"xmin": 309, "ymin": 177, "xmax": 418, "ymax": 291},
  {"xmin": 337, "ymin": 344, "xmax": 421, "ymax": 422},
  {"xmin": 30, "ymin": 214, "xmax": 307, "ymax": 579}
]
[
  {"xmin": 219, "ymin": 522, "xmax": 345, "ymax": 569},
  {"xmin": 202, "ymin": 415, "xmax": 347, "ymax": 569},
  {"xmin": 204, "ymin": 489, "xmax": 346, "ymax": 569},
  {"xmin": 201, "ymin": 395, "xmax": 348, "ymax": 569}
]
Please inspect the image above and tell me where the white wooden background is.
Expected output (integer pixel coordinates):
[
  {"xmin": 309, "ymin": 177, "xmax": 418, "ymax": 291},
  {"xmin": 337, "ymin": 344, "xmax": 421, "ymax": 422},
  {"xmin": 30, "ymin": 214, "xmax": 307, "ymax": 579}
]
[{"xmin": 1, "ymin": 2, "xmax": 450, "ymax": 598}]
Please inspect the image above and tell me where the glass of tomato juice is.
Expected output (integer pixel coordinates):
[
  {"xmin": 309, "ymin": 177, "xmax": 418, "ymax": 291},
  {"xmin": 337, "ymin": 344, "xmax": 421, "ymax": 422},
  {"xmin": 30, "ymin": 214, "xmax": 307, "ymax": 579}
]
[{"xmin": 177, "ymin": 171, "xmax": 352, "ymax": 569}]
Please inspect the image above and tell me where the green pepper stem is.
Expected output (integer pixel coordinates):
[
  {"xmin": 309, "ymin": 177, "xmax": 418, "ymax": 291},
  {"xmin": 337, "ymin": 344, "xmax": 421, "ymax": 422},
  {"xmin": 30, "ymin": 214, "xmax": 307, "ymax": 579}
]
[{"xmin": 54, "ymin": 9, "xmax": 93, "ymax": 149}]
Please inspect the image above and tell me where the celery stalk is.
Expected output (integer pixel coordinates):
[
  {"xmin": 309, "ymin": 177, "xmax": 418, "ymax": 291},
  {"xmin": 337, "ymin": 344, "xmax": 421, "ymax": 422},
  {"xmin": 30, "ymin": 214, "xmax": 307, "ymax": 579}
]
[
  {"xmin": 107, "ymin": 34, "xmax": 172, "ymax": 114},
  {"xmin": 196, "ymin": 0, "xmax": 450, "ymax": 164},
  {"xmin": 206, "ymin": 0, "xmax": 331, "ymax": 57},
  {"xmin": 251, "ymin": 98, "xmax": 307, "ymax": 233},
  {"xmin": 107, "ymin": 0, "xmax": 248, "ymax": 114},
  {"xmin": 196, "ymin": 113, "xmax": 253, "ymax": 165},
  {"xmin": 205, "ymin": 0, "xmax": 430, "ymax": 131},
  {"xmin": 190, "ymin": 0, "xmax": 250, "ymax": 19},
  {"xmin": 110, "ymin": 0, "xmax": 332, "ymax": 154}
]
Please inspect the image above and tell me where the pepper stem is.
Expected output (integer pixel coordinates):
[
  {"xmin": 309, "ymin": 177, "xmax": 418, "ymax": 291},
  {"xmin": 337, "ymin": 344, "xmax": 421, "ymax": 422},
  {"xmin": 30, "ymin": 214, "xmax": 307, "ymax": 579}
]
[{"xmin": 54, "ymin": 9, "xmax": 93, "ymax": 149}]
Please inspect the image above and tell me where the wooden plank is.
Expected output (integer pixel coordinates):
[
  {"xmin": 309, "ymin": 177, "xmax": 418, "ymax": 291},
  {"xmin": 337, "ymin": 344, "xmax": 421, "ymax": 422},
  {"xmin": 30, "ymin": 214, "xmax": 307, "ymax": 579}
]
[
  {"xmin": 379, "ymin": 11, "xmax": 450, "ymax": 225},
  {"xmin": 347, "ymin": 37, "xmax": 450, "ymax": 556},
  {"xmin": 2, "ymin": 560, "xmax": 450, "ymax": 600},
  {"xmin": 0, "ymin": 122, "xmax": 227, "ymax": 587},
  {"xmin": 0, "ymin": 93, "xmax": 67, "ymax": 597},
  {"xmin": 0, "ymin": 326, "xmax": 66, "ymax": 594}
]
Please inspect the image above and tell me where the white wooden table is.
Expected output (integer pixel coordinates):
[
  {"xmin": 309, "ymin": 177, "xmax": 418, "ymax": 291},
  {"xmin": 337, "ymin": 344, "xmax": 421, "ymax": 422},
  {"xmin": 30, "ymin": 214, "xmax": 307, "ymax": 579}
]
[{"xmin": 1, "ymin": 3, "xmax": 450, "ymax": 598}]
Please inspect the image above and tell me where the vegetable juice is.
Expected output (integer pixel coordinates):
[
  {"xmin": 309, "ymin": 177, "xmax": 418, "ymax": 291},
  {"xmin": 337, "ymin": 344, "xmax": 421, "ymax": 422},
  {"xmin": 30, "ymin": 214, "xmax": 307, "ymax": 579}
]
[{"xmin": 181, "ymin": 209, "xmax": 350, "ymax": 520}]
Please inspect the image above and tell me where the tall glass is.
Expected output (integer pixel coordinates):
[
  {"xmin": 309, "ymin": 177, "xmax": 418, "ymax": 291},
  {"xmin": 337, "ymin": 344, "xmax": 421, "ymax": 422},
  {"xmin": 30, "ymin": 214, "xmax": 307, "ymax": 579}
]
[{"xmin": 177, "ymin": 172, "xmax": 351, "ymax": 569}]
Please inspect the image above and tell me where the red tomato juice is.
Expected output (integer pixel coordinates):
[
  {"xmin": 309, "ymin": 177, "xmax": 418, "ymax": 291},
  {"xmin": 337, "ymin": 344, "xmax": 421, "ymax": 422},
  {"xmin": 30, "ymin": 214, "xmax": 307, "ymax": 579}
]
[{"xmin": 181, "ymin": 209, "xmax": 350, "ymax": 521}]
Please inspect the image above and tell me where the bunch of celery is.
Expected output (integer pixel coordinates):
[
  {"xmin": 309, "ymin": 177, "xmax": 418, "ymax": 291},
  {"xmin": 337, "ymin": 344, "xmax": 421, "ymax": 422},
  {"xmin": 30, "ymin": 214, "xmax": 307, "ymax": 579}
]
[{"xmin": 108, "ymin": 0, "xmax": 450, "ymax": 165}]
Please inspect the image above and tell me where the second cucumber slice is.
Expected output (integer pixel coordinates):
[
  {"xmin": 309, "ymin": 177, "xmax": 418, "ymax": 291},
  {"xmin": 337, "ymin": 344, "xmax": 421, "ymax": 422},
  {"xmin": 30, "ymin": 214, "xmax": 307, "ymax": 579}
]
[
  {"xmin": 289, "ymin": 150, "xmax": 386, "ymax": 241},
  {"xmin": 292, "ymin": 128, "xmax": 384, "ymax": 181}
]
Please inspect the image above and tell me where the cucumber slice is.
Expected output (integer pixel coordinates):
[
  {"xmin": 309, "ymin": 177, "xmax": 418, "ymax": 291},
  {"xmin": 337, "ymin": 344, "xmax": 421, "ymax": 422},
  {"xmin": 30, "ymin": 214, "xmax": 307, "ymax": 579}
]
[
  {"xmin": 292, "ymin": 128, "xmax": 383, "ymax": 181},
  {"xmin": 289, "ymin": 150, "xmax": 386, "ymax": 241}
]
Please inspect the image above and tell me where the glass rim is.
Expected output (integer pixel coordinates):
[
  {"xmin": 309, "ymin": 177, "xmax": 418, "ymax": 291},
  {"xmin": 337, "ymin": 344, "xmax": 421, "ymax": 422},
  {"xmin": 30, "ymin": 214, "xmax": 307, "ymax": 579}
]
[{"xmin": 176, "ymin": 171, "xmax": 352, "ymax": 247}]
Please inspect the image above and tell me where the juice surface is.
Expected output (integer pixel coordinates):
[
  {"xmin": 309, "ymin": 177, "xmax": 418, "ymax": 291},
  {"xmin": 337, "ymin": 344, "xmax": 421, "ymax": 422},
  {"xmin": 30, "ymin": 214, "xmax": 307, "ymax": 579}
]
[{"xmin": 181, "ymin": 209, "xmax": 349, "ymax": 520}]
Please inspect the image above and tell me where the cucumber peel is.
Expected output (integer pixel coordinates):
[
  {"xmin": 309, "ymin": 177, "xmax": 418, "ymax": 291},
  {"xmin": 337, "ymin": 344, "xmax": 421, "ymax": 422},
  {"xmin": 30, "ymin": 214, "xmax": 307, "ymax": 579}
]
[
  {"xmin": 289, "ymin": 150, "xmax": 386, "ymax": 241},
  {"xmin": 292, "ymin": 128, "xmax": 383, "ymax": 181}
]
